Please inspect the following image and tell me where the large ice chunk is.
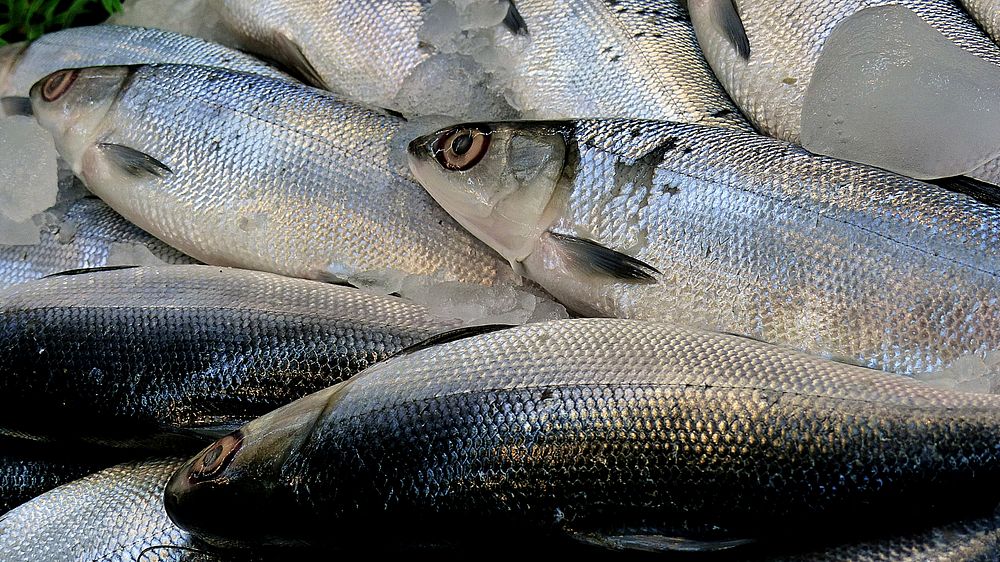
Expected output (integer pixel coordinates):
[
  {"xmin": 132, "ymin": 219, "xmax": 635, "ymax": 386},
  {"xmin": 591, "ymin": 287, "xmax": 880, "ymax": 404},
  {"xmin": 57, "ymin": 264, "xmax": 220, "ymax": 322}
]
[
  {"xmin": 108, "ymin": 0, "xmax": 238, "ymax": 45},
  {"xmin": 801, "ymin": 5, "xmax": 1000, "ymax": 180},
  {"xmin": 0, "ymin": 115, "xmax": 58, "ymax": 244}
]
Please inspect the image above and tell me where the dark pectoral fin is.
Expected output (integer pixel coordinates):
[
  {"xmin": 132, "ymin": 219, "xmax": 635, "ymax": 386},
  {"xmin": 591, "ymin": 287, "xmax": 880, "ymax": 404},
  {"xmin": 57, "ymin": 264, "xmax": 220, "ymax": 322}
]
[
  {"xmin": 1, "ymin": 96, "xmax": 33, "ymax": 117},
  {"xmin": 274, "ymin": 32, "xmax": 330, "ymax": 90},
  {"xmin": 393, "ymin": 324, "xmax": 515, "ymax": 358},
  {"xmin": 42, "ymin": 265, "xmax": 141, "ymax": 279},
  {"xmin": 930, "ymin": 176, "xmax": 1000, "ymax": 207},
  {"xmin": 503, "ymin": 1, "xmax": 529, "ymax": 35},
  {"xmin": 548, "ymin": 232, "xmax": 659, "ymax": 284},
  {"xmin": 711, "ymin": 0, "xmax": 750, "ymax": 60},
  {"xmin": 98, "ymin": 143, "xmax": 172, "ymax": 178},
  {"xmin": 570, "ymin": 531, "xmax": 754, "ymax": 552}
]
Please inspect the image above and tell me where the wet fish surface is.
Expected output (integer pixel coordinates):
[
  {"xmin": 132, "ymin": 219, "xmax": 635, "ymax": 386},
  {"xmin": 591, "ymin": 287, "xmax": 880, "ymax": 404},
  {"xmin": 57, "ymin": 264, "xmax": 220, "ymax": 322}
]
[
  {"xmin": 0, "ymin": 24, "xmax": 287, "ymax": 100},
  {"xmin": 686, "ymin": 0, "xmax": 1000, "ymax": 144},
  {"xmin": 408, "ymin": 119, "xmax": 1000, "ymax": 376},
  {"xmin": 0, "ymin": 265, "xmax": 460, "ymax": 447},
  {"xmin": 165, "ymin": 319, "xmax": 1000, "ymax": 551},
  {"xmin": 0, "ymin": 196, "xmax": 197, "ymax": 290},
  {"xmin": 29, "ymin": 64, "xmax": 514, "ymax": 287},
  {"xmin": 961, "ymin": 0, "xmax": 1000, "ymax": 45},
  {"xmin": 0, "ymin": 458, "xmax": 236, "ymax": 562}
]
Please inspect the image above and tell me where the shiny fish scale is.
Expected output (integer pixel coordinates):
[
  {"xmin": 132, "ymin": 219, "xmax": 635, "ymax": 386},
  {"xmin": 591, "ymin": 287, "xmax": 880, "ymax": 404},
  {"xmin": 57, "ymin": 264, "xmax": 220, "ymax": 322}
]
[
  {"xmin": 279, "ymin": 319, "xmax": 1000, "ymax": 543},
  {"xmin": 539, "ymin": 119, "xmax": 1000, "ymax": 375},
  {"xmin": 0, "ymin": 440, "xmax": 116, "ymax": 515},
  {"xmin": 91, "ymin": 65, "xmax": 508, "ymax": 284},
  {"xmin": 0, "ymin": 265, "xmax": 457, "ymax": 445},
  {"xmin": 960, "ymin": 0, "xmax": 1000, "ymax": 45},
  {"xmin": 210, "ymin": 0, "xmax": 427, "ymax": 107},
  {"xmin": 701, "ymin": 0, "xmax": 1000, "ymax": 142},
  {"xmin": 496, "ymin": 0, "xmax": 750, "ymax": 128},
  {"xmin": 0, "ymin": 24, "xmax": 287, "ymax": 98},
  {"xmin": 0, "ymin": 197, "xmax": 197, "ymax": 290},
  {"xmin": 0, "ymin": 459, "xmax": 220, "ymax": 562}
]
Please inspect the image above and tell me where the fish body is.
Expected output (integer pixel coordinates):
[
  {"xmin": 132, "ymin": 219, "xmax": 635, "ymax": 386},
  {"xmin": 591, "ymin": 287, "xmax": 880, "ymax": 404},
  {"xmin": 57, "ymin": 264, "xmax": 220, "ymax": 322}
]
[
  {"xmin": 0, "ymin": 265, "xmax": 459, "ymax": 447},
  {"xmin": 0, "ymin": 458, "xmax": 231, "ymax": 562},
  {"xmin": 28, "ymin": 64, "xmax": 512, "ymax": 286},
  {"xmin": 961, "ymin": 0, "xmax": 1000, "ymax": 45},
  {"xmin": 687, "ymin": 0, "xmax": 1000, "ymax": 144},
  {"xmin": 408, "ymin": 119, "xmax": 1000, "ymax": 376},
  {"xmin": 0, "ymin": 24, "xmax": 286, "ymax": 99},
  {"xmin": 165, "ymin": 319, "xmax": 1000, "ymax": 550},
  {"xmin": 0, "ymin": 196, "xmax": 197, "ymax": 290}
]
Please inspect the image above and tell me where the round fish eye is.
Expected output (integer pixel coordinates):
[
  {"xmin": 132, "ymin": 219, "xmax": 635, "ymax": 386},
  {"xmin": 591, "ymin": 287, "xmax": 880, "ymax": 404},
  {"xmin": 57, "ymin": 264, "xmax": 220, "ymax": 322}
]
[
  {"xmin": 41, "ymin": 69, "xmax": 79, "ymax": 102},
  {"xmin": 188, "ymin": 432, "xmax": 243, "ymax": 482},
  {"xmin": 432, "ymin": 127, "xmax": 491, "ymax": 171}
]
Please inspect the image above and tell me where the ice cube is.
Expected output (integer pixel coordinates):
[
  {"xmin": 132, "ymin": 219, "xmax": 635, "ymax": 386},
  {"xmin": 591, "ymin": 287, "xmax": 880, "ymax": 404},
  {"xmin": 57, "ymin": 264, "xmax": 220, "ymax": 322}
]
[
  {"xmin": 801, "ymin": 5, "xmax": 1000, "ymax": 180},
  {"xmin": 915, "ymin": 352, "xmax": 1000, "ymax": 395},
  {"xmin": 392, "ymin": 53, "xmax": 519, "ymax": 121},
  {"xmin": 108, "ymin": 0, "xmax": 239, "ymax": 46},
  {"xmin": 0, "ymin": 115, "xmax": 58, "ymax": 223},
  {"xmin": 106, "ymin": 242, "xmax": 170, "ymax": 267}
]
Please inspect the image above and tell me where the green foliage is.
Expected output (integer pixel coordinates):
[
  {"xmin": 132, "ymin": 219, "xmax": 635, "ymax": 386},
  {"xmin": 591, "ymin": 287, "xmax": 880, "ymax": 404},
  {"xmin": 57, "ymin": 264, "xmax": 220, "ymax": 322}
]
[{"xmin": 1, "ymin": 0, "xmax": 123, "ymax": 46}]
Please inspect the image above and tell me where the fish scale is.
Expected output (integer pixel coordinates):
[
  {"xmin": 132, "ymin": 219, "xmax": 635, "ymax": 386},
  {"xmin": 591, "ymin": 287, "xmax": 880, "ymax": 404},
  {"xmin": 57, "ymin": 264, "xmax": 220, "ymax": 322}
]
[
  {"xmin": 960, "ymin": 0, "xmax": 1000, "ymax": 45},
  {"xmin": 409, "ymin": 119, "xmax": 1000, "ymax": 376},
  {"xmin": 165, "ymin": 319, "xmax": 1000, "ymax": 550},
  {"xmin": 0, "ymin": 265, "xmax": 459, "ymax": 447}
]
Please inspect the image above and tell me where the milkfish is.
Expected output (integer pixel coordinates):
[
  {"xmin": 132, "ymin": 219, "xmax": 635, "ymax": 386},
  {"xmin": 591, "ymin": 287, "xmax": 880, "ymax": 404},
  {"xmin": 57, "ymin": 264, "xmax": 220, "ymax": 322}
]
[
  {"xmin": 0, "ymin": 265, "xmax": 460, "ymax": 448},
  {"xmin": 27, "ymin": 64, "xmax": 514, "ymax": 288},
  {"xmin": 165, "ymin": 319, "xmax": 1000, "ymax": 551},
  {"xmin": 407, "ymin": 119, "xmax": 1000, "ymax": 376}
]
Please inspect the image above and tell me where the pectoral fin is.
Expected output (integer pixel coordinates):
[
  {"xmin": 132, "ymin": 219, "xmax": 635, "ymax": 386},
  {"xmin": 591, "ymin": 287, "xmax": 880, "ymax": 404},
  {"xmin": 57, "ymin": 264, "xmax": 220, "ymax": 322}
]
[
  {"xmin": 274, "ymin": 32, "xmax": 329, "ymax": 90},
  {"xmin": 503, "ymin": 1, "xmax": 529, "ymax": 35},
  {"xmin": 709, "ymin": 0, "xmax": 750, "ymax": 60},
  {"xmin": 1, "ymin": 96, "xmax": 33, "ymax": 117},
  {"xmin": 547, "ymin": 231, "xmax": 659, "ymax": 284},
  {"xmin": 98, "ymin": 143, "xmax": 171, "ymax": 178}
]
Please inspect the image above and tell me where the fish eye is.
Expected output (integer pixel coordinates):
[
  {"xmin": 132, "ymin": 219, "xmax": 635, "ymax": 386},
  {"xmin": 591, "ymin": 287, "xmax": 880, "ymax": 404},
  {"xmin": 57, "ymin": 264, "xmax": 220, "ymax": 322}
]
[
  {"xmin": 41, "ymin": 69, "xmax": 79, "ymax": 102},
  {"xmin": 188, "ymin": 431, "xmax": 243, "ymax": 482},
  {"xmin": 432, "ymin": 127, "xmax": 491, "ymax": 171}
]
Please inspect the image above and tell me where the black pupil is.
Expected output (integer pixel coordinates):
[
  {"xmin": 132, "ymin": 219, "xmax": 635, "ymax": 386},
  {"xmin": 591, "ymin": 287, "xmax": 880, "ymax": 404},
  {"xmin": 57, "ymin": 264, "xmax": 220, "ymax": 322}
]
[
  {"xmin": 451, "ymin": 133, "xmax": 473, "ymax": 155},
  {"xmin": 201, "ymin": 444, "xmax": 223, "ymax": 470}
]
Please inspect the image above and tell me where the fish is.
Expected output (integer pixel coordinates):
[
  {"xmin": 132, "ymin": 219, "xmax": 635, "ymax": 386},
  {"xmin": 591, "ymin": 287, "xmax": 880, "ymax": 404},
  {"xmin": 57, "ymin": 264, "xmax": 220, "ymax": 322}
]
[
  {"xmin": 765, "ymin": 515, "xmax": 1000, "ymax": 561},
  {"xmin": 0, "ymin": 24, "xmax": 287, "ymax": 106},
  {"xmin": 407, "ymin": 119, "xmax": 1000, "ymax": 377},
  {"xmin": 961, "ymin": 0, "xmax": 1000, "ymax": 45},
  {"xmin": 686, "ymin": 0, "xmax": 1000, "ymax": 144},
  {"xmin": 165, "ymin": 318, "xmax": 1000, "ymax": 551},
  {"xmin": 28, "ymin": 64, "xmax": 515, "ymax": 288},
  {"xmin": 0, "ymin": 437, "xmax": 129, "ymax": 515},
  {"xmin": 0, "ymin": 458, "xmax": 239, "ymax": 562},
  {"xmin": 0, "ymin": 196, "xmax": 198, "ymax": 290},
  {"xmin": 0, "ymin": 265, "xmax": 461, "ymax": 448}
]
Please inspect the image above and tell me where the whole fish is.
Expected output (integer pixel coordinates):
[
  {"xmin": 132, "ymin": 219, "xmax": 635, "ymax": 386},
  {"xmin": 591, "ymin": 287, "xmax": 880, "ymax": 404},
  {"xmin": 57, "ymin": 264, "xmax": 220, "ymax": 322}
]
[
  {"xmin": 767, "ymin": 517, "xmax": 1000, "ymax": 561},
  {"xmin": 0, "ymin": 458, "xmax": 237, "ymax": 562},
  {"xmin": 209, "ymin": 0, "xmax": 750, "ymax": 128},
  {"xmin": 407, "ymin": 119, "xmax": 1000, "ymax": 376},
  {"xmin": 0, "ymin": 24, "xmax": 286, "ymax": 102},
  {"xmin": 165, "ymin": 319, "xmax": 1000, "ymax": 551},
  {"xmin": 0, "ymin": 196, "xmax": 197, "ymax": 290},
  {"xmin": 28, "ymin": 64, "xmax": 514, "ymax": 287},
  {"xmin": 0, "ymin": 265, "xmax": 460, "ymax": 448},
  {"xmin": 961, "ymin": 0, "xmax": 1000, "ymax": 45},
  {"xmin": 0, "ymin": 438, "xmax": 127, "ymax": 515},
  {"xmin": 686, "ymin": 0, "xmax": 1000, "ymax": 144}
]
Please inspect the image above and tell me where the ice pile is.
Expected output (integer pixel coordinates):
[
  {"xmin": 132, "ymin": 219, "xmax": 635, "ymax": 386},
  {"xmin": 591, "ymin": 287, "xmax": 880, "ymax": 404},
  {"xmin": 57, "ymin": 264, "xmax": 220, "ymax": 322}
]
[
  {"xmin": 108, "ymin": 0, "xmax": 239, "ymax": 47},
  {"xmin": 801, "ymin": 5, "xmax": 1000, "ymax": 182},
  {"xmin": 0, "ymin": 116, "xmax": 58, "ymax": 245},
  {"xmin": 106, "ymin": 242, "xmax": 170, "ymax": 267}
]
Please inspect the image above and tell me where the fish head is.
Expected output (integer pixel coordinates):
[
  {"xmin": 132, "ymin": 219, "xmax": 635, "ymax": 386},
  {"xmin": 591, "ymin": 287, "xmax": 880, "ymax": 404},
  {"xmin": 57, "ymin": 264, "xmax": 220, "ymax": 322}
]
[
  {"xmin": 164, "ymin": 387, "xmax": 335, "ymax": 548},
  {"xmin": 408, "ymin": 122, "xmax": 568, "ymax": 268},
  {"xmin": 0, "ymin": 42, "xmax": 27, "ymax": 97},
  {"xmin": 29, "ymin": 65, "xmax": 131, "ymax": 163}
]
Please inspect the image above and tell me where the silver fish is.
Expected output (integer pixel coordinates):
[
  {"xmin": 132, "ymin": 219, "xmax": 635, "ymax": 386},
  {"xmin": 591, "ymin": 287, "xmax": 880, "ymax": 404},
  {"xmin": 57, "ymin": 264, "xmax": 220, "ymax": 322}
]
[
  {"xmin": 0, "ymin": 196, "xmax": 197, "ymax": 290},
  {"xmin": 0, "ymin": 24, "xmax": 287, "ymax": 100},
  {"xmin": 28, "ymin": 64, "xmax": 513, "ymax": 287},
  {"xmin": 0, "ymin": 264, "xmax": 460, "ymax": 447},
  {"xmin": 165, "ymin": 319, "xmax": 1000, "ymax": 551},
  {"xmin": 0, "ymin": 458, "xmax": 236, "ymax": 562},
  {"xmin": 408, "ymin": 119, "xmax": 1000, "ymax": 376},
  {"xmin": 686, "ymin": 0, "xmax": 1000, "ymax": 144},
  {"xmin": 961, "ymin": 0, "xmax": 1000, "ymax": 45}
]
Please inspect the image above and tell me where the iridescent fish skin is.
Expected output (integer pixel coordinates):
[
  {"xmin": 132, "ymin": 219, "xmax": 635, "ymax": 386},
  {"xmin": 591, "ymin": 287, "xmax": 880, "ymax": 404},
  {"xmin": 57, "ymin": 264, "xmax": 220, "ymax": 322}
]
[
  {"xmin": 165, "ymin": 319, "xmax": 1000, "ymax": 550},
  {"xmin": 28, "ymin": 64, "xmax": 513, "ymax": 286},
  {"xmin": 960, "ymin": 0, "xmax": 1000, "ymax": 45},
  {"xmin": 0, "ymin": 24, "xmax": 287, "ymax": 99},
  {"xmin": 0, "ymin": 265, "xmax": 459, "ymax": 447},
  {"xmin": 408, "ymin": 119, "xmax": 1000, "ymax": 376}
]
